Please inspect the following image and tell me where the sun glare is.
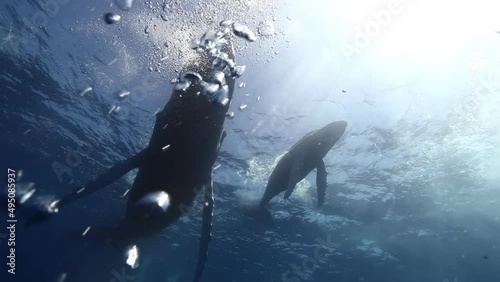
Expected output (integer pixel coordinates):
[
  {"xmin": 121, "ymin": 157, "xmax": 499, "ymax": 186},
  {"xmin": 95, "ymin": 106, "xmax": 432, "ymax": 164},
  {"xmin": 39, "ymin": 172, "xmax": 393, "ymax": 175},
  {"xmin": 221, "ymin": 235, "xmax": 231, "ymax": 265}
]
[{"xmin": 333, "ymin": 0, "xmax": 500, "ymax": 64}]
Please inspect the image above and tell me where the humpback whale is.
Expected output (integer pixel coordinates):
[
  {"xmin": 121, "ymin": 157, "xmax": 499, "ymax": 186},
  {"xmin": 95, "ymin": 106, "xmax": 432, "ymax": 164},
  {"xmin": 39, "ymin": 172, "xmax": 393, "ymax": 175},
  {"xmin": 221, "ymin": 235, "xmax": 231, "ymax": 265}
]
[
  {"xmin": 246, "ymin": 121, "xmax": 347, "ymax": 226},
  {"xmin": 25, "ymin": 22, "xmax": 254, "ymax": 282}
]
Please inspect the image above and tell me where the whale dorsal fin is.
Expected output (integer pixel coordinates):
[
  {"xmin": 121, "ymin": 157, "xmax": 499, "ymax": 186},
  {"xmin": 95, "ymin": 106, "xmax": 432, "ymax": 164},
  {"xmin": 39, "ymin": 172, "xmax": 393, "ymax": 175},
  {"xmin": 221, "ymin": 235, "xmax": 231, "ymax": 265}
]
[
  {"xmin": 283, "ymin": 151, "xmax": 305, "ymax": 199},
  {"xmin": 193, "ymin": 175, "xmax": 214, "ymax": 282},
  {"xmin": 316, "ymin": 159, "xmax": 327, "ymax": 207}
]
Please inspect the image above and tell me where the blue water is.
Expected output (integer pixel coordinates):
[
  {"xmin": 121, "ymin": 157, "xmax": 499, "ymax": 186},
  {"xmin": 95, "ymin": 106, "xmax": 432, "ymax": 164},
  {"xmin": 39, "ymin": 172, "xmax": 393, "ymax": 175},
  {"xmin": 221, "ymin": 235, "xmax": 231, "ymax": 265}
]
[{"xmin": 1, "ymin": 0, "xmax": 500, "ymax": 282}]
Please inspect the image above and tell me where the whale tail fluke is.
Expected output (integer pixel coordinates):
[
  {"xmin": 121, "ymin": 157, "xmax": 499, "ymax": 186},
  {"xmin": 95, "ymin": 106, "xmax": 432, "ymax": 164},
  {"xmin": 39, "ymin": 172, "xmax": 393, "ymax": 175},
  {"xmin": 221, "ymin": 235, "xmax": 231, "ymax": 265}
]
[{"xmin": 241, "ymin": 205, "xmax": 275, "ymax": 227}]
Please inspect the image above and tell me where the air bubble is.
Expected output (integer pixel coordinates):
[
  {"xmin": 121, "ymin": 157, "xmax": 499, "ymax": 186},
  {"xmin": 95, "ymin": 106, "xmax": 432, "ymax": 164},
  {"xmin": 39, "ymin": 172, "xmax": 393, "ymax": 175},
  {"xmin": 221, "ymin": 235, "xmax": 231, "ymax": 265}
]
[
  {"xmin": 104, "ymin": 13, "xmax": 121, "ymax": 24},
  {"xmin": 118, "ymin": 90, "xmax": 130, "ymax": 98},
  {"xmin": 232, "ymin": 23, "xmax": 257, "ymax": 42},
  {"xmin": 258, "ymin": 21, "xmax": 274, "ymax": 37},
  {"xmin": 114, "ymin": 0, "xmax": 133, "ymax": 11}
]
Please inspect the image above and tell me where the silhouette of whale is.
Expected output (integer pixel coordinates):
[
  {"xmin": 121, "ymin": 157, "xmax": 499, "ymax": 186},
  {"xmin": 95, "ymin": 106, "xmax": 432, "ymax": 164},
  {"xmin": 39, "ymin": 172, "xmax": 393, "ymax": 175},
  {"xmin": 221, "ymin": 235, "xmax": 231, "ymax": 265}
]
[{"xmin": 245, "ymin": 121, "xmax": 347, "ymax": 226}]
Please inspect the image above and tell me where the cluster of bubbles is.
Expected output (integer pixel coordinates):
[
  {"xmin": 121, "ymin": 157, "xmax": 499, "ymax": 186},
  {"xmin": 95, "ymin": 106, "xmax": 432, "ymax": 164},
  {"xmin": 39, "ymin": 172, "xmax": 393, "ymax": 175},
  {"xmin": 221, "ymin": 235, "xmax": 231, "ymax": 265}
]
[
  {"xmin": 172, "ymin": 21, "xmax": 257, "ymax": 106},
  {"xmin": 85, "ymin": 0, "xmax": 285, "ymax": 81},
  {"xmin": 137, "ymin": 0, "xmax": 281, "ymax": 75},
  {"xmin": 103, "ymin": 0, "xmax": 134, "ymax": 24},
  {"xmin": 79, "ymin": 0, "xmax": 285, "ymax": 118}
]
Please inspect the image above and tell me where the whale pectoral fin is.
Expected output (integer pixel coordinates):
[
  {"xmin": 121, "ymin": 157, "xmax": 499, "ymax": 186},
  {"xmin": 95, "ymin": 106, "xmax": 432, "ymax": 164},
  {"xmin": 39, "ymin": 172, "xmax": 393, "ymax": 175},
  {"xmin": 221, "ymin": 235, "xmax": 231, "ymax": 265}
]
[
  {"xmin": 283, "ymin": 182, "xmax": 295, "ymax": 199},
  {"xmin": 217, "ymin": 130, "xmax": 227, "ymax": 151},
  {"xmin": 221, "ymin": 130, "xmax": 227, "ymax": 144},
  {"xmin": 193, "ymin": 174, "xmax": 215, "ymax": 282},
  {"xmin": 283, "ymin": 152, "xmax": 305, "ymax": 200},
  {"xmin": 56, "ymin": 149, "xmax": 147, "ymax": 209},
  {"xmin": 316, "ymin": 159, "xmax": 328, "ymax": 207}
]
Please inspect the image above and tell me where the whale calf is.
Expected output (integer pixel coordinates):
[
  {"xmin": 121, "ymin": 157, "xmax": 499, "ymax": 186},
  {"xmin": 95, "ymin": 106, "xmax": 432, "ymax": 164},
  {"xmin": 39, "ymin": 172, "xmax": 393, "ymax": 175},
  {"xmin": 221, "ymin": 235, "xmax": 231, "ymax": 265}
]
[{"xmin": 245, "ymin": 121, "xmax": 347, "ymax": 226}]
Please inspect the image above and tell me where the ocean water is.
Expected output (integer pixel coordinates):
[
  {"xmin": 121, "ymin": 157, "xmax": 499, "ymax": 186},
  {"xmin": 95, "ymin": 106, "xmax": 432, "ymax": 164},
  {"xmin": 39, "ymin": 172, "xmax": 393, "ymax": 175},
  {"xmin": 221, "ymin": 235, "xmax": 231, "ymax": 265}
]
[{"xmin": 1, "ymin": 0, "xmax": 500, "ymax": 282}]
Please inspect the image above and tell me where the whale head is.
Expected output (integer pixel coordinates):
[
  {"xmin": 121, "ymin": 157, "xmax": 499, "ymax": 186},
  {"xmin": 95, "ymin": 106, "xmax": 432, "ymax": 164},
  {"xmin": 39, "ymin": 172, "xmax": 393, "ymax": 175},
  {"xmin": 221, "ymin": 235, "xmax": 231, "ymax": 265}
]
[{"xmin": 322, "ymin": 120, "xmax": 347, "ymax": 147}]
